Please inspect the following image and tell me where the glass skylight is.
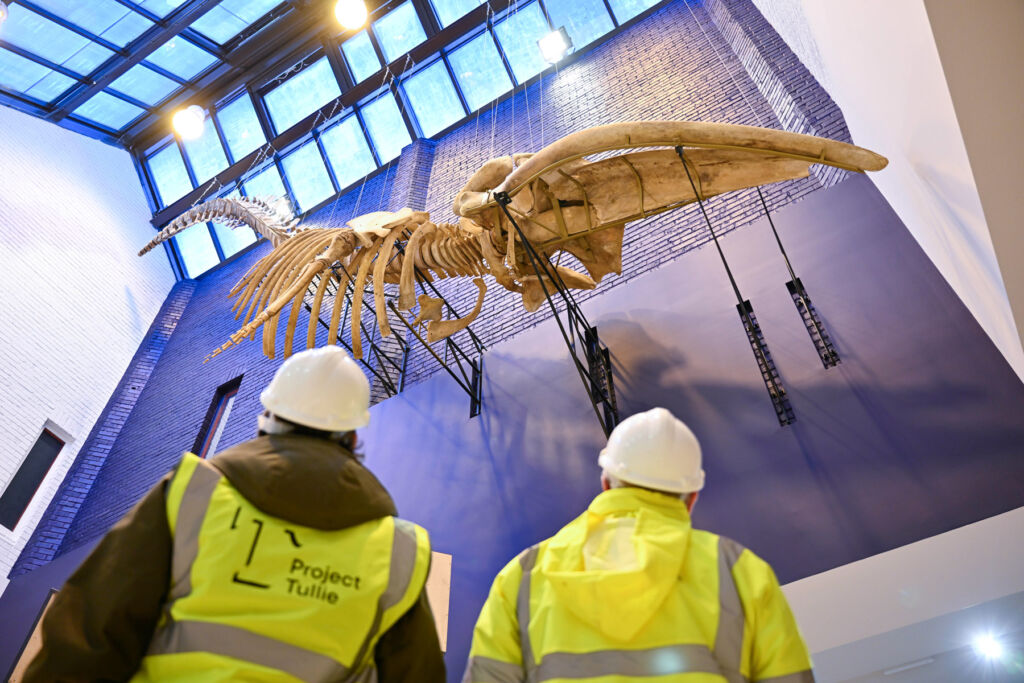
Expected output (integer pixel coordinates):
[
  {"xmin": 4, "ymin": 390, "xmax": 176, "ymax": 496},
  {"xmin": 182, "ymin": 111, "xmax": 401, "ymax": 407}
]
[
  {"xmin": 212, "ymin": 219, "xmax": 258, "ymax": 258},
  {"xmin": 147, "ymin": 143, "xmax": 194, "ymax": 206},
  {"xmin": 341, "ymin": 31, "xmax": 382, "ymax": 84},
  {"xmin": 217, "ymin": 94, "xmax": 266, "ymax": 161},
  {"xmin": 243, "ymin": 164, "xmax": 287, "ymax": 199},
  {"xmin": 430, "ymin": 0, "xmax": 484, "ymax": 28},
  {"xmin": 373, "ymin": 2, "xmax": 427, "ymax": 63},
  {"xmin": 27, "ymin": 0, "xmax": 154, "ymax": 48},
  {"xmin": 109, "ymin": 64, "xmax": 180, "ymax": 106},
  {"xmin": 263, "ymin": 57, "xmax": 342, "ymax": 134},
  {"xmin": 447, "ymin": 31, "xmax": 513, "ymax": 112},
  {"xmin": 174, "ymin": 224, "xmax": 220, "ymax": 277},
  {"xmin": 402, "ymin": 60, "xmax": 465, "ymax": 137},
  {"xmin": 128, "ymin": 0, "xmax": 188, "ymax": 19},
  {"xmin": 606, "ymin": 0, "xmax": 661, "ymax": 24},
  {"xmin": 2, "ymin": 4, "xmax": 115, "ymax": 76},
  {"xmin": 146, "ymin": 37, "xmax": 217, "ymax": 80},
  {"xmin": 0, "ymin": 48, "xmax": 76, "ymax": 103},
  {"xmin": 544, "ymin": 0, "xmax": 615, "ymax": 50},
  {"xmin": 493, "ymin": 2, "xmax": 550, "ymax": 83},
  {"xmin": 320, "ymin": 115, "xmax": 377, "ymax": 189},
  {"xmin": 72, "ymin": 91, "xmax": 147, "ymax": 130},
  {"xmin": 281, "ymin": 140, "xmax": 335, "ymax": 212},
  {"xmin": 182, "ymin": 117, "xmax": 229, "ymax": 183},
  {"xmin": 360, "ymin": 92, "xmax": 411, "ymax": 163},
  {"xmin": 190, "ymin": 0, "xmax": 282, "ymax": 44}
]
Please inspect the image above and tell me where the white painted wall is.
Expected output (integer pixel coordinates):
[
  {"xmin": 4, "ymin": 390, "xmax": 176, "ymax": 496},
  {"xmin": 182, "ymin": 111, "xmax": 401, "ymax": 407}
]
[
  {"xmin": 783, "ymin": 506, "xmax": 1024, "ymax": 678},
  {"xmin": 0, "ymin": 106, "xmax": 175, "ymax": 593},
  {"xmin": 750, "ymin": 0, "xmax": 1024, "ymax": 382}
]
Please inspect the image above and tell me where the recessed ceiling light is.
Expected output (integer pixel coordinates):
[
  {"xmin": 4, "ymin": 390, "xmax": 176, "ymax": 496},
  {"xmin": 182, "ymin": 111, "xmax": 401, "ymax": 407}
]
[
  {"xmin": 335, "ymin": 0, "xmax": 368, "ymax": 31},
  {"xmin": 172, "ymin": 105, "xmax": 206, "ymax": 140},
  {"xmin": 0, "ymin": 2, "xmax": 10, "ymax": 26},
  {"xmin": 538, "ymin": 27, "xmax": 573, "ymax": 64},
  {"xmin": 973, "ymin": 633, "xmax": 1005, "ymax": 660}
]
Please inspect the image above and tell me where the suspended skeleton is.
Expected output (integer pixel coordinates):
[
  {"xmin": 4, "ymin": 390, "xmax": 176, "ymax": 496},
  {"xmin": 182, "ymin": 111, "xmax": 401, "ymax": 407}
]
[{"xmin": 139, "ymin": 121, "xmax": 887, "ymax": 363}]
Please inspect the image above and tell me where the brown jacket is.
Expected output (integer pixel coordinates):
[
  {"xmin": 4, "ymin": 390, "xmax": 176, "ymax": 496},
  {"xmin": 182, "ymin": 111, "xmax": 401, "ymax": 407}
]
[{"xmin": 25, "ymin": 434, "xmax": 446, "ymax": 682}]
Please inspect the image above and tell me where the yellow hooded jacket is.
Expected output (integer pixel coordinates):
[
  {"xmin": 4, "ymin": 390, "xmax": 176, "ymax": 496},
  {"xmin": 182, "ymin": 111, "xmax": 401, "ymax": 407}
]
[{"xmin": 464, "ymin": 488, "xmax": 814, "ymax": 683}]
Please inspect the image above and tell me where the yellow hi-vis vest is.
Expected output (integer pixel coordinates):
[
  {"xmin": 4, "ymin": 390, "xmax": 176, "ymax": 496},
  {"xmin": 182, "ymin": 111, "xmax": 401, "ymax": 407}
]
[
  {"xmin": 132, "ymin": 453, "xmax": 431, "ymax": 683},
  {"xmin": 464, "ymin": 488, "xmax": 814, "ymax": 683}
]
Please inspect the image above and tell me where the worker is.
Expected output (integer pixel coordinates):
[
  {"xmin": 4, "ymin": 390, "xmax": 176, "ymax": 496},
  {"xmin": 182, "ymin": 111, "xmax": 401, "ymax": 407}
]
[
  {"xmin": 26, "ymin": 346, "xmax": 446, "ymax": 682},
  {"xmin": 463, "ymin": 406, "xmax": 815, "ymax": 682}
]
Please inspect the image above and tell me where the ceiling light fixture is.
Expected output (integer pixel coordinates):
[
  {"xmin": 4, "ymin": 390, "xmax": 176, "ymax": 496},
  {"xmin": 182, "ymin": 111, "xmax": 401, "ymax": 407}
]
[
  {"xmin": 973, "ymin": 633, "xmax": 1005, "ymax": 660},
  {"xmin": 172, "ymin": 104, "xmax": 206, "ymax": 140},
  {"xmin": 335, "ymin": 0, "xmax": 368, "ymax": 30},
  {"xmin": 0, "ymin": 2, "xmax": 10, "ymax": 27},
  {"xmin": 538, "ymin": 27, "xmax": 572, "ymax": 64}
]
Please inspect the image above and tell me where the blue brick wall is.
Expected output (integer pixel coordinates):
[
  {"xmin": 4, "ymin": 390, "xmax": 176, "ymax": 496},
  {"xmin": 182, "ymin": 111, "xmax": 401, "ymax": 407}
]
[{"xmin": 22, "ymin": 0, "xmax": 854, "ymax": 562}]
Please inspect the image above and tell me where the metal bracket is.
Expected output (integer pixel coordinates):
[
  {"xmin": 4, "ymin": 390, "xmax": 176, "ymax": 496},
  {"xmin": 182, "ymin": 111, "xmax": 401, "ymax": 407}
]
[
  {"xmin": 787, "ymin": 278, "xmax": 839, "ymax": 368},
  {"xmin": 494, "ymin": 191, "xmax": 620, "ymax": 436},
  {"xmin": 738, "ymin": 300, "xmax": 795, "ymax": 425}
]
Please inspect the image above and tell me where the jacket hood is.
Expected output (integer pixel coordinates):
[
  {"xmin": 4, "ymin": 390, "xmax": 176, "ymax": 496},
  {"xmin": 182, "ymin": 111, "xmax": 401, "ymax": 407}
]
[
  {"xmin": 539, "ymin": 487, "xmax": 691, "ymax": 642},
  {"xmin": 209, "ymin": 434, "xmax": 397, "ymax": 530}
]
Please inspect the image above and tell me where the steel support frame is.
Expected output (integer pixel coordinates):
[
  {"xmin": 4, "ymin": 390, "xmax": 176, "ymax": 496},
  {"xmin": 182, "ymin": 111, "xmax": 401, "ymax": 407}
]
[{"xmin": 494, "ymin": 192, "xmax": 620, "ymax": 437}]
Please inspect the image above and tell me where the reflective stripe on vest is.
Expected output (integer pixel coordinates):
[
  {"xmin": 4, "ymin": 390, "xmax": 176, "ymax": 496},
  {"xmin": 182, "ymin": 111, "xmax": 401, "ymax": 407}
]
[
  {"xmin": 499, "ymin": 536, "xmax": 755, "ymax": 683},
  {"xmin": 150, "ymin": 457, "xmax": 419, "ymax": 683}
]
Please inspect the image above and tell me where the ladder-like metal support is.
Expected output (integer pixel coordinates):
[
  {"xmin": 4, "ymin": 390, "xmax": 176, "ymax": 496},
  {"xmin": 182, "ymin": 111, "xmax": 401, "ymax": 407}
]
[
  {"xmin": 676, "ymin": 147, "xmax": 795, "ymax": 426},
  {"xmin": 756, "ymin": 187, "xmax": 840, "ymax": 369}
]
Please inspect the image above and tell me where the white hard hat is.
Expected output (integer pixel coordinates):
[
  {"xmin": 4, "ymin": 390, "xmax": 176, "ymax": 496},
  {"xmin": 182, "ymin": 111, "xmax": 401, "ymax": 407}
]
[
  {"xmin": 260, "ymin": 346, "xmax": 370, "ymax": 431},
  {"xmin": 597, "ymin": 407, "xmax": 704, "ymax": 494}
]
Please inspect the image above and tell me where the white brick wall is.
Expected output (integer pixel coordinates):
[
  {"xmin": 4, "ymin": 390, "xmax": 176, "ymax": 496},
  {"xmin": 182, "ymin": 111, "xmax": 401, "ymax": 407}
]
[{"xmin": 0, "ymin": 107, "xmax": 175, "ymax": 594}]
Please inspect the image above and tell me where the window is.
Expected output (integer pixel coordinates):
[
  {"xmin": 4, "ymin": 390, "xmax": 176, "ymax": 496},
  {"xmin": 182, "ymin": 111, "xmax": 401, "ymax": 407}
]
[
  {"xmin": 264, "ymin": 57, "xmax": 342, "ymax": 134},
  {"xmin": 402, "ymin": 61, "xmax": 465, "ymax": 137},
  {"xmin": 0, "ymin": 429, "xmax": 66, "ymax": 531},
  {"xmin": 373, "ymin": 2, "xmax": 427, "ymax": 63},
  {"xmin": 212, "ymin": 219, "xmax": 258, "ymax": 258},
  {"xmin": 244, "ymin": 164, "xmax": 288, "ymax": 199},
  {"xmin": 109, "ymin": 64, "xmax": 180, "ymax": 106},
  {"xmin": 148, "ymin": 144, "xmax": 193, "ymax": 206},
  {"xmin": 1, "ymin": 5, "xmax": 115, "ymax": 76},
  {"xmin": 217, "ymin": 94, "xmax": 266, "ymax": 161},
  {"xmin": 132, "ymin": 0, "xmax": 189, "ymax": 18},
  {"xmin": 174, "ymin": 224, "xmax": 220, "ymax": 277},
  {"xmin": 28, "ymin": 0, "xmax": 154, "ymax": 47},
  {"xmin": 361, "ymin": 92, "xmax": 411, "ymax": 163},
  {"xmin": 342, "ymin": 31, "xmax": 382, "ymax": 84},
  {"xmin": 73, "ymin": 91, "xmax": 147, "ymax": 131},
  {"xmin": 281, "ymin": 140, "xmax": 335, "ymax": 212},
  {"xmin": 182, "ymin": 116, "xmax": 230, "ymax": 184},
  {"xmin": 193, "ymin": 378, "xmax": 242, "ymax": 458},
  {"xmin": 190, "ymin": 0, "xmax": 282, "ymax": 44},
  {"xmin": 430, "ymin": 0, "xmax": 483, "ymax": 27},
  {"xmin": 606, "ymin": 0, "xmax": 661, "ymax": 24},
  {"xmin": 320, "ymin": 115, "xmax": 377, "ymax": 189},
  {"xmin": 0, "ymin": 49, "xmax": 76, "ymax": 103},
  {"xmin": 146, "ymin": 37, "xmax": 217, "ymax": 80},
  {"xmin": 544, "ymin": 0, "xmax": 615, "ymax": 50},
  {"xmin": 493, "ymin": 3, "xmax": 550, "ymax": 83},
  {"xmin": 447, "ymin": 32, "xmax": 513, "ymax": 112}
]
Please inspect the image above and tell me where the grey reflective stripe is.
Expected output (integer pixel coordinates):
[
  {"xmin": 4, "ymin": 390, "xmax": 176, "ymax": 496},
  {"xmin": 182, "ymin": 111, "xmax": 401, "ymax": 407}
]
[
  {"xmin": 714, "ymin": 536, "xmax": 747, "ymax": 683},
  {"xmin": 169, "ymin": 458, "xmax": 223, "ymax": 601},
  {"xmin": 351, "ymin": 664, "xmax": 378, "ymax": 683},
  {"xmin": 517, "ymin": 545, "xmax": 539, "ymax": 680},
  {"xmin": 348, "ymin": 518, "xmax": 422, "ymax": 674},
  {"xmin": 463, "ymin": 656, "xmax": 526, "ymax": 683},
  {"xmin": 150, "ymin": 618, "xmax": 349, "ymax": 682},
  {"xmin": 535, "ymin": 644, "xmax": 722, "ymax": 680},
  {"xmin": 756, "ymin": 671, "xmax": 815, "ymax": 683}
]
